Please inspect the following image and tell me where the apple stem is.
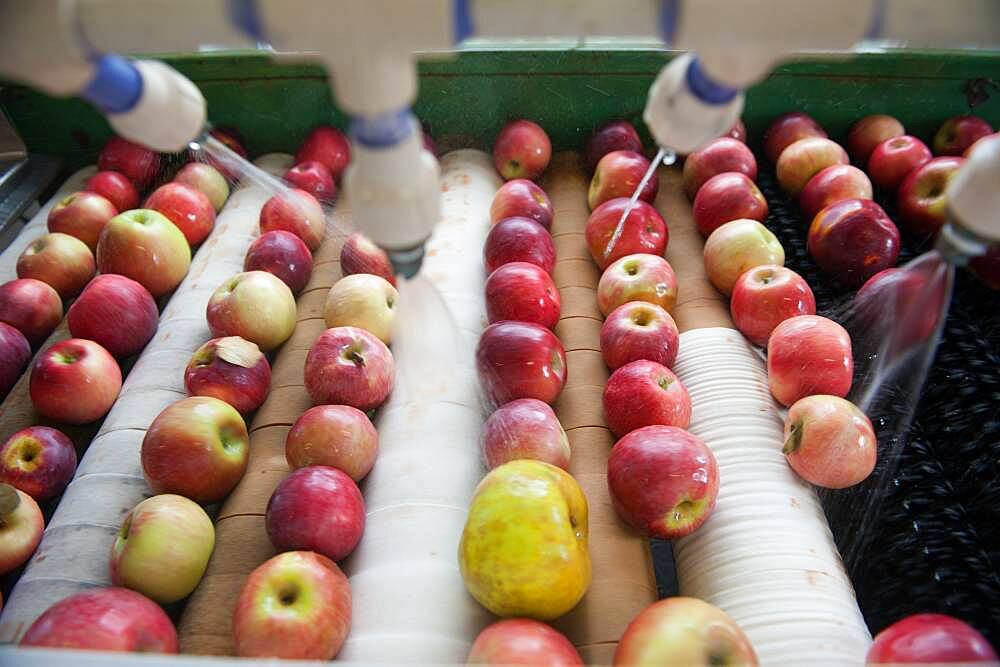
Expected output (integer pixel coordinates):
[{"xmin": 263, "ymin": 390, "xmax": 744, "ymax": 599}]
[
  {"xmin": 0, "ymin": 483, "xmax": 20, "ymax": 523},
  {"xmin": 783, "ymin": 422, "xmax": 803, "ymax": 454}
]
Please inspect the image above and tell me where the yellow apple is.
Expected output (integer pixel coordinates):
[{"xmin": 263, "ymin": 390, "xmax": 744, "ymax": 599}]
[
  {"xmin": 459, "ymin": 459, "xmax": 590, "ymax": 620},
  {"xmin": 323, "ymin": 273, "xmax": 398, "ymax": 345}
]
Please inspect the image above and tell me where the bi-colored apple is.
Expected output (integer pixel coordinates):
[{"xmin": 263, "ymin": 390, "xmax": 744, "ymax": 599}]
[
  {"xmin": 97, "ymin": 136, "xmax": 161, "ymax": 188},
  {"xmin": 692, "ymin": 171, "xmax": 768, "ymax": 237},
  {"xmin": 485, "ymin": 262, "xmax": 561, "ymax": 330},
  {"xmin": 0, "ymin": 323, "xmax": 30, "ymax": 395},
  {"xmin": 259, "ymin": 188, "xmax": 326, "ymax": 251},
  {"xmin": 184, "ymin": 336, "xmax": 271, "ymax": 414},
  {"xmin": 597, "ymin": 253, "xmax": 677, "ymax": 316},
  {"xmin": 304, "ymin": 326, "xmax": 395, "ymax": 410},
  {"xmin": 296, "ymin": 125, "xmax": 352, "ymax": 181},
  {"xmin": 459, "ymin": 459, "xmax": 590, "ymax": 620},
  {"xmin": 608, "ymin": 425, "xmax": 718, "ymax": 538},
  {"xmin": 84, "ymin": 170, "xmax": 140, "ymax": 212},
  {"xmin": 16, "ymin": 232, "xmax": 95, "ymax": 299},
  {"xmin": 783, "ymin": 395, "xmax": 876, "ymax": 489},
  {"xmin": 767, "ymin": 315, "xmax": 853, "ymax": 407},
  {"xmin": 808, "ymin": 198, "xmax": 900, "ymax": 288},
  {"xmin": 584, "ymin": 119, "xmax": 643, "ymax": 172},
  {"xmin": 964, "ymin": 131, "xmax": 1000, "ymax": 158},
  {"xmin": 730, "ymin": 265, "xmax": 816, "ymax": 346},
  {"xmin": 800, "ymin": 164, "xmax": 873, "ymax": 220},
  {"xmin": 0, "ymin": 426, "xmax": 76, "ymax": 502},
  {"xmin": 493, "ymin": 120, "xmax": 552, "ymax": 181},
  {"xmin": 340, "ymin": 233, "xmax": 396, "ymax": 286},
  {"xmin": 867, "ymin": 613, "xmax": 997, "ymax": 665},
  {"xmin": 67, "ymin": 274, "xmax": 158, "ymax": 358},
  {"xmin": 480, "ymin": 398, "xmax": 570, "ymax": 471},
  {"xmin": 96, "ymin": 209, "xmax": 191, "ymax": 298},
  {"xmin": 29, "ymin": 338, "xmax": 122, "ymax": 424},
  {"xmin": 110, "ymin": 493, "xmax": 215, "ymax": 603},
  {"xmin": 285, "ymin": 404, "xmax": 378, "ymax": 482},
  {"xmin": 468, "ymin": 619, "xmax": 583, "ymax": 666},
  {"xmin": 763, "ymin": 111, "xmax": 827, "ymax": 163},
  {"xmin": 144, "ymin": 182, "xmax": 216, "ymax": 246},
  {"xmin": 173, "ymin": 162, "xmax": 229, "ymax": 212},
  {"xmin": 588, "ymin": 150, "xmax": 658, "ymax": 211},
  {"xmin": 775, "ymin": 137, "xmax": 849, "ymax": 196},
  {"xmin": 585, "ymin": 198, "xmax": 668, "ymax": 270},
  {"xmin": 490, "ymin": 179, "xmax": 554, "ymax": 230},
  {"xmin": 0, "ymin": 483, "xmax": 44, "ymax": 575},
  {"xmin": 476, "ymin": 321, "xmax": 567, "ymax": 407},
  {"xmin": 703, "ymin": 219, "xmax": 785, "ymax": 296},
  {"xmin": 847, "ymin": 114, "xmax": 905, "ymax": 165},
  {"xmin": 232, "ymin": 551, "xmax": 351, "ymax": 659},
  {"xmin": 854, "ymin": 267, "xmax": 948, "ymax": 355},
  {"xmin": 897, "ymin": 156, "xmax": 965, "ymax": 236},
  {"xmin": 600, "ymin": 302, "xmax": 679, "ymax": 371},
  {"xmin": 207, "ymin": 271, "xmax": 297, "ymax": 352},
  {"xmin": 933, "ymin": 115, "xmax": 994, "ymax": 156},
  {"xmin": 141, "ymin": 396, "xmax": 250, "ymax": 504},
  {"xmin": 284, "ymin": 160, "xmax": 336, "ymax": 202},
  {"xmin": 47, "ymin": 190, "xmax": 118, "ymax": 251},
  {"xmin": 867, "ymin": 135, "xmax": 932, "ymax": 191},
  {"xmin": 266, "ymin": 465, "xmax": 365, "ymax": 562},
  {"xmin": 483, "ymin": 216, "xmax": 556, "ymax": 275},
  {"xmin": 603, "ymin": 360, "xmax": 691, "ymax": 437},
  {"xmin": 324, "ymin": 273, "xmax": 398, "ymax": 344},
  {"xmin": 206, "ymin": 126, "xmax": 249, "ymax": 181},
  {"xmin": 0, "ymin": 277, "xmax": 62, "ymax": 346},
  {"xmin": 682, "ymin": 137, "xmax": 757, "ymax": 200},
  {"xmin": 245, "ymin": 230, "xmax": 314, "ymax": 294}
]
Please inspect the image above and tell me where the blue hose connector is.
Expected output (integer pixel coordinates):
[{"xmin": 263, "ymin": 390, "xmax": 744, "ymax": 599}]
[
  {"xmin": 81, "ymin": 54, "xmax": 143, "ymax": 114},
  {"xmin": 685, "ymin": 56, "xmax": 739, "ymax": 105},
  {"xmin": 349, "ymin": 108, "xmax": 416, "ymax": 149}
]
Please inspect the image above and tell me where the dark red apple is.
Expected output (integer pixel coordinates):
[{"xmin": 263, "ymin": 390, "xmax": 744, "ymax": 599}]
[
  {"xmin": 584, "ymin": 120, "xmax": 643, "ymax": 172},
  {"xmin": 933, "ymin": 115, "xmax": 994, "ymax": 156},
  {"xmin": 603, "ymin": 359, "xmax": 691, "ymax": 437},
  {"xmin": 868, "ymin": 135, "xmax": 932, "ymax": 191},
  {"xmin": 284, "ymin": 161, "xmax": 336, "ymax": 202},
  {"xmin": 185, "ymin": 336, "xmax": 272, "ymax": 414},
  {"xmin": 588, "ymin": 150, "xmax": 658, "ymax": 210},
  {"xmin": 490, "ymin": 179, "xmax": 554, "ymax": 230},
  {"xmin": 485, "ymin": 262, "xmax": 561, "ymax": 330},
  {"xmin": 0, "ymin": 322, "xmax": 31, "ymax": 396},
  {"xmin": 854, "ymin": 267, "xmax": 948, "ymax": 354},
  {"xmin": 296, "ymin": 126, "xmax": 351, "ymax": 181},
  {"xmin": 682, "ymin": 137, "xmax": 757, "ymax": 200},
  {"xmin": 762, "ymin": 111, "xmax": 827, "ymax": 163},
  {"xmin": 600, "ymin": 301, "xmax": 680, "ymax": 371},
  {"xmin": 206, "ymin": 126, "xmax": 249, "ymax": 181},
  {"xmin": 867, "ymin": 613, "xmax": 997, "ymax": 664},
  {"xmin": 0, "ymin": 426, "xmax": 76, "ymax": 501},
  {"xmin": 808, "ymin": 198, "xmax": 900, "ymax": 287},
  {"xmin": 800, "ymin": 164, "xmax": 873, "ymax": 220},
  {"xmin": 476, "ymin": 321, "xmax": 567, "ymax": 407},
  {"xmin": 493, "ymin": 120, "xmax": 552, "ymax": 181},
  {"xmin": 897, "ymin": 156, "xmax": 965, "ymax": 236},
  {"xmin": 0, "ymin": 278, "xmax": 62, "ymax": 346},
  {"xmin": 483, "ymin": 217, "xmax": 556, "ymax": 275},
  {"xmin": 245, "ymin": 230, "xmax": 314, "ymax": 294},
  {"xmin": 692, "ymin": 171, "xmax": 768, "ymax": 237},
  {"xmin": 144, "ymin": 182, "xmax": 216, "ymax": 246},
  {"xmin": 585, "ymin": 198, "xmax": 668, "ymax": 270},
  {"xmin": 97, "ymin": 136, "xmax": 160, "ymax": 189},
  {"xmin": 47, "ymin": 191, "xmax": 118, "ymax": 251},
  {"xmin": 847, "ymin": 114, "xmax": 905, "ymax": 165},
  {"xmin": 730, "ymin": 265, "xmax": 816, "ymax": 346},
  {"xmin": 339, "ymin": 233, "xmax": 396, "ymax": 287},
  {"xmin": 67, "ymin": 274, "xmax": 158, "ymax": 358},
  {"xmin": 84, "ymin": 170, "xmax": 140, "ymax": 212}
]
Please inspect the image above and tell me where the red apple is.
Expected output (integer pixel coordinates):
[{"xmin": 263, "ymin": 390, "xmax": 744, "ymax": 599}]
[
  {"xmin": 808, "ymin": 198, "xmax": 900, "ymax": 288},
  {"xmin": 0, "ymin": 483, "xmax": 44, "ymax": 575},
  {"xmin": 585, "ymin": 120, "xmax": 643, "ymax": 172},
  {"xmin": 897, "ymin": 156, "xmax": 965, "ymax": 236},
  {"xmin": 205, "ymin": 126, "xmax": 249, "ymax": 182},
  {"xmin": 585, "ymin": 198, "xmax": 668, "ymax": 270},
  {"xmin": 867, "ymin": 613, "xmax": 997, "ymax": 665},
  {"xmin": 173, "ymin": 162, "xmax": 229, "ymax": 212},
  {"xmin": 20, "ymin": 587, "xmax": 178, "ymax": 652},
  {"xmin": 730, "ymin": 265, "xmax": 816, "ymax": 346},
  {"xmin": 682, "ymin": 137, "xmax": 757, "ymax": 200},
  {"xmin": 608, "ymin": 425, "xmax": 718, "ymax": 538},
  {"xmin": 692, "ymin": 171, "xmax": 768, "ymax": 237},
  {"xmin": 964, "ymin": 131, "xmax": 1000, "ymax": 158},
  {"xmin": 304, "ymin": 326, "xmax": 395, "ymax": 411},
  {"xmin": 854, "ymin": 267, "xmax": 949, "ymax": 354},
  {"xmin": 603, "ymin": 360, "xmax": 691, "ymax": 437},
  {"xmin": 476, "ymin": 321, "xmax": 567, "ymax": 407},
  {"xmin": 98, "ymin": 136, "xmax": 161, "ymax": 189},
  {"xmin": 767, "ymin": 315, "xmax": 853, "ymax": 407},
  {"xmin": 17, "ymin": 232, "xmax": 95, "ymax": 299},
  {"xmin": 0, "ymin": 322, "xmax": 30, "ymax": 395},
  {"xmin": 776, "ymin": 137, "xmax": 849, "ymax": 196},
  {"xmin": 868, "ymin": 135, "xmax": 932, "ymax": 191},
  {"xmin": 266, "ymin": 465, "xmax": 365, "ymax": 562},
  {"xmin": 726, "ymin": 119, "xmax": 747, "ymax": 143},
  {"xmin": 84, "ymin": 170, "xmax": 140, "ymax": 212},
  {"xmin": 588, "ymin": 150, "xmax": 658, "ymax": 211},
  {"xmin": 245, "ymin": 230, "xmax": 314, "ymax": 294},
  {"xmin": 47, "ymin": 191, "xmax": 118, "ymax": 251},
  {"xmin": 0, "ymin": 426, "xmax": 76, "ymax": 501},
  {"xmin": 144, "ymin": 182, "xmax": 216, "ymax": 246},
  {"xmin": 285, "ymin": 404, "xmax": 378, "ymax": 482},
  {"xmin": 490, "ymin": 179, "xmax": 554, "ymax": 230},
  {"xmin": 493, "ymin": 120, "xmax": 552, "ymax": 181},
  {"xmin": 970, "ymin": 244, "xmax": 1000, "ymax": 291},
  {"xmin": 67, "ymin": 274, "xmax": 158, "ymax": 358},
  {"xmin": 468, "ymin": 619, "xmax": 583, "ymax": 666},
  {"xmin": 340, "ymin": 233, "xmax": 396, "ymax": 286},
  {"xmin": 0, "ymin": 278, "xmax": 62, "ymax": 346},
  {"xmin": 259, "ymin": 188, "xmax": 325, "ymax": 251},
  {"xmin": 703, "ymin": 219, "xmax": 785, "ymax": 296},
  {"xmin": 184, "ymin": 336, "xmax": 272, "ymax": 414},
  {"xmin": 233, "ymin": 551, "xmax": 351, "ymax": 659},
  {"xmin": 485, "ymin": 262, "xmax": 561, "ymax": 330},
  {"xmin": 206, "ymin": 271, "xmax": 297, "ymax": 352},
  {"xmin": 933, "ymin": 115, "xmax": 994, "ymax": 156},
  {"xmin": 483, "ymin": 216, "xmax": 556, "ymax": 275},
  {"xmin": 614, "ymin": 597, "xmax": 757, "ymax": 666},
  {"xmin": 284, "ymin": 160, "xmax": 336, "ymax": 202},
  {"xmin": 597, "ymin": 253, "xmax": 678, "ymax": 316},
  {"xmin": 601, "ymin": 302, "xmax": 679, "ymax": 371},
  {"xmin": 481, "ymin": 398, "xmax": 571, "ymax": 471},
  {"xmin": 296, "ymin": 125, "xmax": 351, "ymax": 181},
  {"xmin": 96, "ymin": 209, "xmax": 191, "ymax": 298},
  {"xmin": 141, "ymin": 396, "xmax": 250, "ymax": 504},
  {"xmin": 847, "ymin": 114, "xmax": 905, "ymax": 164},
  {"xmin": 763, "ymin": 111, "xmax": 827, "ymax": 163},
  {"xmin": 783, "ymin": 394, "xmax": 876, "ymax": 489},
  {"xmin": 800, "ymin": 164, "xmax": 873, "ymax": 220},
  {"xmin": 30, "ymin": 338, "xmax": 122, "ymax": 424}
]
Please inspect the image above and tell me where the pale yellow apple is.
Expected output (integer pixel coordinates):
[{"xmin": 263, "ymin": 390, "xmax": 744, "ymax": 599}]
[
  {"xmin": 324, "ymin": 273, "xmax": 398, "ymax": 344},
  {"xmin": 703, "ymin": 219, "xmax": 785, "ymax": 296},
  {"xmin": 458, "ymin": 459, "xmax": 590, "ymax": 621}
]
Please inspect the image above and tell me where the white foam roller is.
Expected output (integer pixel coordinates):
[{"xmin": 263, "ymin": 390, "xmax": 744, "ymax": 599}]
[
  {"xmin": 337, "ymin": 150, "xmax": 499, "ymax": 663},
  {"xmin": 672, "ymin": 327, "xmax": 871, "ymax": 666},
  {"xmin": 0, "ymin": 155, "xmax": 292, "ymax": 644}
]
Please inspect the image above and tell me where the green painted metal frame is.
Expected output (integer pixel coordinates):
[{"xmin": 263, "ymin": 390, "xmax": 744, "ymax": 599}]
[{"xmin": 2, "ymin": 48, "xmax": 999, "ymax": 171}]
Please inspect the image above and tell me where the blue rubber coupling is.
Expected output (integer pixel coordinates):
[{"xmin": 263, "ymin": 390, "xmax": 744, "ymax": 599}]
[
  {"xmin": 81, "ymin": 54, "xmax": 142, "ymax": 114},
  {"xmin": 686, "ymin": 56, "xmax": 739, "ymax": 105},
  {"xmin": 350, "ymin": 108, "xmax": 416, "ymax": 149}
]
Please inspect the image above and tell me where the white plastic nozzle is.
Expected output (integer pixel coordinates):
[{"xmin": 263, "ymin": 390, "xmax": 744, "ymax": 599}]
[{"xmin": 946, "ymin": 134, "xmax": 1000, "ymax": 244}]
